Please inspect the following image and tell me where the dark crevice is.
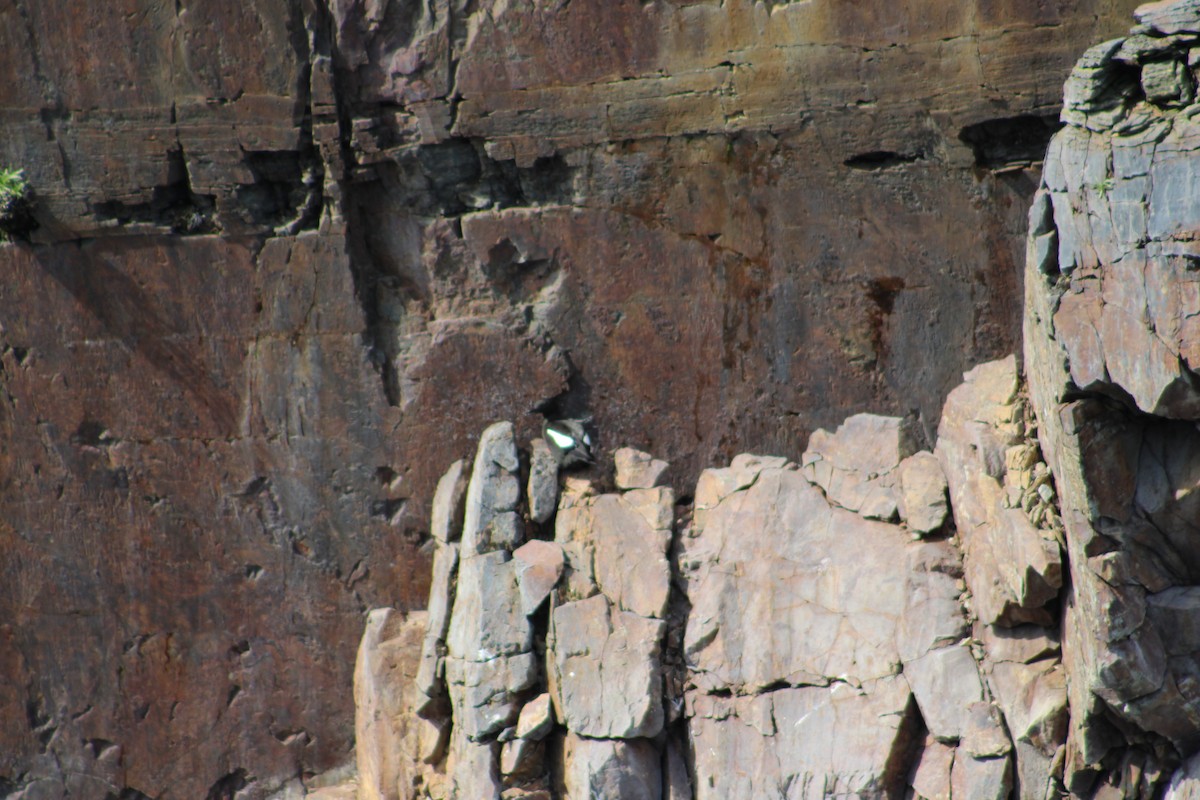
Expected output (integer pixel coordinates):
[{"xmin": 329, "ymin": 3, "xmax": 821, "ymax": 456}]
[
  {"xmin": 483, "ymin": 239, "xmax": 557, "ymax": 304},
  {"xmin": 1061, "ymin": 381, "xmax": 1146, "ymax": 418},
  {"xmin": 411, "ymin": 139, "xmax": 574, "ymax": 216},
  {"xmin": 532, "ymin": 360, "xmax": 592, "ymax": 423},
  {"xmin": 370, "ymin": 497, "xmax": 406, "ymax": 523},
  {"xmin": 897, "ymin": 698, "xmax": 933, "ymax": 797},
  {"xmin": 237, "ymin": 151, "xmax": 301, "ymax": 224},
  {"xmin": 958, "ymin": 114, "xmax": 1063, "ymax": 169},
  {"xmin": 843, "ymin": 150, "xmax": 926, "ymax": 170},
  {"xmin": 204, "ymin": 769, "xmax": 251, "ymax": 800},
  {"xmin": 272, "ymin": 728, "xmax": 311, "ymax": 745},
  {"xmin": 71, "ymin": 419, "xmax": 112, "ymax": 448},
  {"xmin": 237, "ymin": 146, "xmax": 323, "ymax": 234},
  {"xmin": 25, "ymin": 694, "xmax": 55, "ymax": 749},
  {"xmin": 92, "ymin": 148, "xmax": 217, "ymax": 234},
  {"xmin": 104, "ymin": 789, "xmax": 154, "ymax": 800}
]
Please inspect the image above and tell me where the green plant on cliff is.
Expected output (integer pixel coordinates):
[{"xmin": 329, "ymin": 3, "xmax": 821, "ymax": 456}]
[
  {"xmin": 0, "ymin": 166, "xmax": 35, "ymax": 242},
  {"xmin": 0, "ymin": 167, "xmax": 25, "ymax": 197}
]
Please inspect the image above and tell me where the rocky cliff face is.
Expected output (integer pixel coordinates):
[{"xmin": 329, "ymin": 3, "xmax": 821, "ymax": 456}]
[
  {"xmin": 0, "ymin": 0, "xmax": 1160, "ymax": 797},
  {"xmin": 360, "ymin": 358, "xmax": 1066, "ymax": 799},
  {"xmin": 1025, "ymin": 0, "xmax": 1200, "ymax": 791},
  {"xmin": 349, "ymin": 3, "xmax": 1200, "ymax": 798}
]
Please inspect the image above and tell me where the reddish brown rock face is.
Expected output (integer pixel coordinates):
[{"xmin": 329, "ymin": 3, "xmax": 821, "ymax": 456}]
[
  {"xmin": 0, "ymin": 235, "xmax": 427, "ymax": 797},
  {"xmin": 0, "ymin": 0, "xmax": 1142, "ymax": 795}
]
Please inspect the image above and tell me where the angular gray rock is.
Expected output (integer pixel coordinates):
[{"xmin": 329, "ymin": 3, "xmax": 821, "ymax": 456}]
[
  {"xmin": 500, "ymin": 735, "xmax": 542, "ymax": 780},
  {"xmin": 688, "ymin": 678, "xmax": 918, "ymax": 799},
  {"xmin": 613, "ymin": 447, "xmax": 669, "ymax": 490},
  {"xmin": 354, "ymin": 411, "xmax": 1093, "ymax": 799},
  {"xmin": 897, "ymin": 451, "xmax": 949, "ymax": 535},
  {"xmin": 448, "ymin": 731, "xmax": 504, "ymax": 800},
  {"xmin": 801, "ymin": 413, "xmax": 917, "ymax": 521},
  {"xmin": 1025, "ymin": 2, "xmax": 1200, "ymax": 788},
  {"xmin": 683, "ymin": 465, "xmax": 912, "ymax": 691},
  {"xmin": 550, "ymin": 594, "xmax": 666, "ymax": 739},
  {"xmin": 415, "ymin": 541, "xmax": 459, "ymax": 699},
  {"xmin": 431, "ymin": 458, "xmax": 469, "ymax": 543},
  {"xmin": 1136, "ymin": 0, "xmax": 1200, "ymax": 34},
  {"xmin": 527, "ymin": 438, "xmax": 559, "ymax": 525},
  {"xmin": 516, "ymin": 692, "xmax": 554, "ymax": 741},
  {"xmin": 445, "ymin": 550, "xmax": 536, "ymax": 740},
  {"xmin": 447, "ymin": 551, "xmax": 533, "ymax": 662},
  {"xmin": 557, "ymin": 733, "xmax": 662, "ymax": 800},
  {"xmin": 554, "ymin": 485, "xmax": 673, "ymax": 620},
  {"xmin": 909, "ymin": 737, "xmax": 954, "ymax": 800},
  {"xmin": 896, "ymin": 542, "xmax": 970, "ymax": 665},
  {"xmin": 692, "ymin": 453, "xmax": 788, "ymax": 528},
  {"xmin": 905, "ymin": 645, "xmax": 986, "ymax": 742},
  {"xmin": 680, "ymin": 454, "xmax": 991, "ymax": 798},
  {"xmin": 462, "ymin": 421, "xmax": 524, "ymax": 555},
  {"xmin": 936, "ymin": 357, "xmax": 1062, "ymax": 627},
  {"xmin": 951, "ymin": 752, "xmax": 1013, "ymax": 800},
  {"xmin": 512, "ymin": 539, "xmax": 565, "ymax": 617},
  {"xmin": 1062, "ymin": 39, "xmax": 1135, "ymax": 129},
  {"xmin": 445, "ymin": 650, "xmax": 539, "ymax": 741}
]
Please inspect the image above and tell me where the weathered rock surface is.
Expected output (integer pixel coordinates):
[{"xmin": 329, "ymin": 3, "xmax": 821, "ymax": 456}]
[
  {"xmin": 688, "ymin": 679, "xmax": 915, "ymax": 799},
  {"xmin": 613, "ymin": 447, "xmax": 669, "ymax": 491},
  {"xmin": 0, "ymin": 0, "xmax": 1157, "ymax": 794},
  {"xmin": 0, "ymin": 232, "xmax": 421, "ymax": 799},
  {"xmin": 1025, "ymin": 1, "xmax": 1200, "ymax": 792},
  {"xmin": 550, "ymin": 595, "xmax": 666, "ymax": 739},
  {"xmin": 684, "ymin": 463, "xmax": 911, "ymax": 690},
  {"xmin": 515, "ymin": 693, "xmax": 553, "ymax": 742},
  {"xmin": 897, "ymin": 452, "xmax": 951, "ymax": 535},
  {"xmin": 444, "ymin": 552, "xmax": 535, "ymax": 740},
  {"xmin": 355, "ymin": 609, "xmax": 433, "ymax": 800},
  {"xmin": 461, "ymin": 422, "xmax": 524, "ymax": 556},
  {"xmin": 357, "ymin": 332, "xmax": 1198, "ymax": 800},
  {"xmin": 512, "ymin": 540, "xmax": 564, "ymax": 617},
  {"xmin": 415, "ymin": 541, "xmax": 459, "ymax": 700},
  {"xmin": 554, "ymin": 486, "xmax": 674, "ymax": 620},
  {"xmin": 937, "ymin": 357, "xmax": 1063, "ymax": 628},
  {"xmin": 801, "ymin": 413, "xmax": 917, "ymax": 520},
  {"xmin": 681, "ymin": 412, "xmax": 1016, "ymax": 798},
  {"xmin": 431, "ymin": 460, "xmax": 469, "ymax": 544},
  {"xmin": 526, "ymin": 439, "xmax": 559, "ymax": 525},
  {"xmin": 557, "ymin": 734, "xmax": 661, "ymax": 800}
]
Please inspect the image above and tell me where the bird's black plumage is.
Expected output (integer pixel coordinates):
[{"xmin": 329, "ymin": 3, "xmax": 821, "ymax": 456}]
[{"xmin": 542, "ymin": 418, "xmax": 595, "ymax": 468}]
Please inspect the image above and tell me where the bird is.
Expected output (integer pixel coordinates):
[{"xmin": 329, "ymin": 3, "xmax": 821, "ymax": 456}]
[{"xmin": 542, "ymin": 418, "xmax": 595, "ymax": 468}]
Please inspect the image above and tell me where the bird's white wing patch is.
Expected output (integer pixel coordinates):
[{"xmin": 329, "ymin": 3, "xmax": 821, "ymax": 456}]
[{"xmin": 545, "ymin": 427, "xmax": 576, "ymax": 449}]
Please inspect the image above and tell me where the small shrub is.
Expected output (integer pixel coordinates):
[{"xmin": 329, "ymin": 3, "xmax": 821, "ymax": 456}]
[{"xmin": 0, "ymin": 167, "xmax": 35, "ymax": 241}]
